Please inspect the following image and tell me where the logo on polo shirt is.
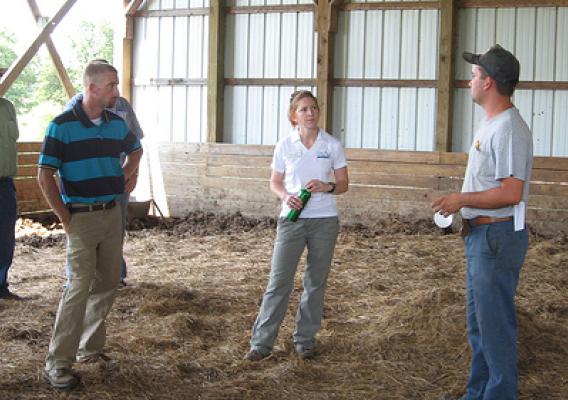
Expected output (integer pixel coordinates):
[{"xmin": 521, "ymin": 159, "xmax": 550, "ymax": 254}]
[{"xmin": 316, "ymin": 150, "xmax": 330, "ymax": 159}]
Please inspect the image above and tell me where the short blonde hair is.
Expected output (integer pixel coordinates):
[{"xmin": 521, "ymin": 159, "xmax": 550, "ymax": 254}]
[
  {"xmin": 288, "ymin": 90, "xmax": 319, "ymax": 127},
  {"xmin": 83, "ymin": 61, "xmax": 117, "ymax": 88}
]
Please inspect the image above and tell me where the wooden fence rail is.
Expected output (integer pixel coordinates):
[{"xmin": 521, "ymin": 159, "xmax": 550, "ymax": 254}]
[
  {"xmin": 16, "ymin": 142, "xmax": 568, "ymax": 234},
  {"xmin": 15, "ymin": 142, "xmax": 49, "ymax": 214}
]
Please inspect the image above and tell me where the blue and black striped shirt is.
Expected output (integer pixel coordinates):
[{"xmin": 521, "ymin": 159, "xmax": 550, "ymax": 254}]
[{"xmin": 38, "ymin": 100, "xmax": 142, "ymax": 204}]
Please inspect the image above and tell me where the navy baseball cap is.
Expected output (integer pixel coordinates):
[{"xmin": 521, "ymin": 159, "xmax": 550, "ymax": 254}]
[{"xmin": 463, "ymin": 44, "xmax": 520, "ymax": 85}]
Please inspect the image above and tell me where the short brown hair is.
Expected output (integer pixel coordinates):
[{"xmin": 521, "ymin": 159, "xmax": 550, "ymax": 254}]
[
  {"xmin": 83, "ymin": 61, "xmax": 117, "ymax": 88},
  {"xmin": 288, "ymin": 90, "xmax": 319, "ymax": 126},
  {"xmin": 478, "ymin": 65, "xmax": 516, "ymax": 97}
]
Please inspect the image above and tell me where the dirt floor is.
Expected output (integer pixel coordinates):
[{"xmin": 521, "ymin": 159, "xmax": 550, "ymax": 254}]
[{"xmin": 1, "ymin": 212, "xmax": 567, "ymax": 400}]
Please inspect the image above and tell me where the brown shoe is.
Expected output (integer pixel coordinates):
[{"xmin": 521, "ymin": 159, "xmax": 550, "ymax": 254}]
[
  {"xmin": 243, "ymin": 349, "xmax": 271, "ymax": 361},
  {"xmin": 43, "ymin": 368, "xmax": 80, "ymax": 389}
]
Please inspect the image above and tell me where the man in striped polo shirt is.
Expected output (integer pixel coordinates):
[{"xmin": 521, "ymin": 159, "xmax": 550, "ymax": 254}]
[{"xmin": 37, "ymin": 61, "xmax": 142, "ymax": 389}]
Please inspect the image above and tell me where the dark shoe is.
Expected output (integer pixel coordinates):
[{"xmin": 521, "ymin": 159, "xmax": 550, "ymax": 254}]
[
  {"xmin": 43, "ymin": 368, "xmax": 80, "ymax": 389},
  {"xmin": 0, "ymin": 290, "xmax": 24, "ymax": 300},
  {"xmin": 76, "ymin": 353, "xmax": 111, "ymax": 364},
  {"xmin": 119, "ymin": 280, "xmax": 127, "ymax": 288},
  {"xmin": 243, "ymin": 349, "xmax": 271, "ymax": 361},
  {"xmin": 295, "ymin": 343, "xmax": 315, "ymax": 360}
]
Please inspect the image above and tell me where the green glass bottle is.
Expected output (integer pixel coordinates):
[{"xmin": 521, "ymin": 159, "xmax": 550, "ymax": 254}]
[{"xmin": 287, "ymin": 188, "xmax": 311, "ymax": 222}]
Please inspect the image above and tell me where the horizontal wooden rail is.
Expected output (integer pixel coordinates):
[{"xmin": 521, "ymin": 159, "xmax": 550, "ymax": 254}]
[
  {"xmin": 15, "ymin": 142, "xmax": 568, "ymax": 234},
  {"xmin": 15, "ymin": 142, "xmax": 49, "ymax": 214}
]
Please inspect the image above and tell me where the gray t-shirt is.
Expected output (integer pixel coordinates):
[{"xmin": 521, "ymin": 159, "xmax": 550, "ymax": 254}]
[{"xmin": 461, "ymin": 107, "xmax": 533, "ymax": 219}]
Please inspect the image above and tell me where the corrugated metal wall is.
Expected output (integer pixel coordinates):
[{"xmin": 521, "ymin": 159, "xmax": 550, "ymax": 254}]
[
  {"xmin": 132, "ymin": 0, "xmax": 209, "ymax": 144},
  {"xmin": 131, "ymin": 2, "xmax": 568, "ymax": 156},
  {"xmin": 224, "ymin": 2, "xmax": 316, "ymax": 144},
  {"xmin": 453, "ymin": 7, "xmax": 568, "ymax": 156},
  {"xmin": 333, "ymin": 7, "xmax": 439, "ymax": 150}
]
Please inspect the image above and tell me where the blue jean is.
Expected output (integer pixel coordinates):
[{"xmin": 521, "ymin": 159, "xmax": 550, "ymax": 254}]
[
  {"xmin": 0, "ymin": 178, "xmax": 17, "ymax": 293},
  {"xmin": 250, "ymin": 217, "xmax": 339, "ymax": 352},
  {"xmin": 462, "ymin": 220, "xmax": 528, "ymax": 400}
]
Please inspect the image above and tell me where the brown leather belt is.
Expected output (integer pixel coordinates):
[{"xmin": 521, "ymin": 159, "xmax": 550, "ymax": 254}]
[
  {"xmin": 460, "ymin": 216, "xmax": 513, "ymax": 238},
  {"xmin": 469, "ymin": 216, "xmax": 513, "ymax": 226}
]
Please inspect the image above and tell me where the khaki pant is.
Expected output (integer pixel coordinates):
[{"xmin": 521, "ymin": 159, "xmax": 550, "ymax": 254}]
[
  {"xmin": 45, "ymin": 204, "xmax": 122, "ymax": 371},
  {"xmin": 250, "ymin": 217, "xmax": 339, "ymax": 352}
]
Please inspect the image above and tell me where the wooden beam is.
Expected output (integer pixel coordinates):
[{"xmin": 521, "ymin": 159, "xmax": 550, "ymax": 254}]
[
  {"xmin": 0, "ymin": 0, "xmax": 77, "ymax": 96},
  {"xmin": 226, "ymin": 5, "xmax": 314, "ymax": 14},
  {"xmin": 135, "ymin": 8, "xmax": 209, "ymax": 17},
  {"xmin": 315, "ymin": 0, "xmax": 342, "ymax": 133},
  {"xmin": 26, "ymin": 0, "xmax": 75, "ymax": 99},
  {"xmin": 134, "ymin": 78, "xmax": 207, "ymax": 86},
  {"xmin": 224, "ymin": 78, "xmax": 315, "ymax": 87},
  {"xmin": 207, "ymin": 0, "xmax": 225, "ymax": 143},
  {"xmin": 458, "ymin": 0, "xmax": 568, "ymax": 7},
  {"xmin": 334, "ymin": 79, "xmax": 438, "ymax": 88},
  {"xmin": 455, "ymin": 80, "xmax": 568, "ymax": 91},
  {"xmin": 435, "ymin": 0, "xmax": 456, "ymax": 152},
  {"xmin": 126, "ymin": 0, "xmax": 144, "ymax": 16},
  {"xmin": 122, "ymin": 0, "xmax": 140, "ymax": 102},
  {"xmin": 340, "ymin": 1, "xmax": 440, "ymax": 10}
]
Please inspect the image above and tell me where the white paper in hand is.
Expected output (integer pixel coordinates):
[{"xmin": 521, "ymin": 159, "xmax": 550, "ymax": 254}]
[{"xmin": 434, "ymin": 212, "xmax": 453, "ymax": 228}]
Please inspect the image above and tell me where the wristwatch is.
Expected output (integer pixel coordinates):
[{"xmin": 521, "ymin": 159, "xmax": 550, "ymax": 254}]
[{"xmin": 327, "ymin": 182, "xmax": 336, "ymax": 193}]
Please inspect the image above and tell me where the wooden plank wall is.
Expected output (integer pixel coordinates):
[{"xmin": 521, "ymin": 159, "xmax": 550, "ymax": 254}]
[
  {"xmin": 16, "ymin": 142, "xmax": 568, "ymax": 234},
  {"xmin": 15, "ymin": 142, "xmax": 49, "ymax": 214},
  {"xmin": 158, "ymin": 143, "xmax": 568, "ymax": 235}
]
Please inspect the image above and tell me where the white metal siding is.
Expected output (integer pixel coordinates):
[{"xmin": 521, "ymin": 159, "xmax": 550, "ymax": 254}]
[
  {"xmin": 132, "ymin": 2, "xmax": 567, "ymax": 156},
  {"xmin": 224, "ymin": 85, "xmax": 317, "ymax": 144},
  {"xmin": 453, "ymin": 7, "xmax": 568, "ymax": 156},
  {"xmin": 223, "ymin": 10, "xmax": 316, "ymax": 144},
  {"xmin": 132, "ymin": 0, "xmax": 209, "ymax": 144},
  {"xmin": 333, "ymin": 9, "xmax": 439, "ymax": 150}
]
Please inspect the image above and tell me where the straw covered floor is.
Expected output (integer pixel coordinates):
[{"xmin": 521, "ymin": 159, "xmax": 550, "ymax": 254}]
[{"xmin": 1, "ymin": 212, "xmax": 567, "ymax": 399}]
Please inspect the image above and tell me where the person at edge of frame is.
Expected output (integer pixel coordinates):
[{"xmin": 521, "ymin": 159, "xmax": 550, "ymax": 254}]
[
  {"xmin": 433, "ymin": 44, "xmax": 533, "ymax": 400},
  {"xmin": 0, "ymin": 66, "xmax": 22, "ymax": 301}
]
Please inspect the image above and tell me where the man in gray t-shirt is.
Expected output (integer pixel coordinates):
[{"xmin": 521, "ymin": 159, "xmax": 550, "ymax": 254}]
[{"xmin": 432, "ymin": 45, "xmax": 533, "ymax": 400}]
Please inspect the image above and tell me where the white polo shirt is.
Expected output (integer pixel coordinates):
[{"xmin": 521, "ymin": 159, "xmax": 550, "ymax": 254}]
[{"xmin": 272, "ymin": 128, "xmax": 347, "ymax": 219}]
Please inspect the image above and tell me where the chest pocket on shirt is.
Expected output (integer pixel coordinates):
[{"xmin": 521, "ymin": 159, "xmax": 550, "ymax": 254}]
[
  {"xmin": 316, "ymin": 147, "xmax": 333, "ymax": 172},
  {"xmin": 471, "ymin": 141, "xmax": 495, "ymax": 180},
  {"xmin": 317, "ymin": 156, "xmax": 332, "ymax": 172}
]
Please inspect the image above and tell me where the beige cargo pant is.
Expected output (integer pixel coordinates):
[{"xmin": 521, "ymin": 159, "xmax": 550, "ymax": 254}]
[{"xmin": 45, "ymin": 204, "xmax": 122, "ymax": 371}]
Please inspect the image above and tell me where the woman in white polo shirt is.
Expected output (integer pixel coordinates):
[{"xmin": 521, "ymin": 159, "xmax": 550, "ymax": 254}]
[{"xmin": 244, "ymin": 90, "xmax": 349, "ymax": 361}]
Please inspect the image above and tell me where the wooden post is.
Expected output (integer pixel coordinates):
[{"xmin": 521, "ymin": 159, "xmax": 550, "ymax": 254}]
[
  {"xmin": 26, "ymin": 0, "xmax": 76, "ymax": 99},
  {"xmin": 0, "ymin": 0, "xmax": 77, "ymax": 96},
  {"xmin": 122, "ymin": 0, "xmax": 143, "ymax": 102},
  {"xmin": 435, "ymin": 0, "xmax": 456, "ymax": 152},
  {"xmin": 315, "ymin": 0, "xmax": 341, "ymax": 133},
  {"xmin": 207, "ymin": 0, "xmax": 225, "ymax": 143}
]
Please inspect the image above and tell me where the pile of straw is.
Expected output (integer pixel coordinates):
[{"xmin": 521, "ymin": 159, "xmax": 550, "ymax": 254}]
[{"xmin": 1, "ymin": 213, "xmax": 566, "ymax": 399}]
